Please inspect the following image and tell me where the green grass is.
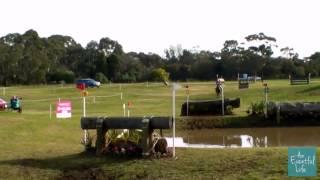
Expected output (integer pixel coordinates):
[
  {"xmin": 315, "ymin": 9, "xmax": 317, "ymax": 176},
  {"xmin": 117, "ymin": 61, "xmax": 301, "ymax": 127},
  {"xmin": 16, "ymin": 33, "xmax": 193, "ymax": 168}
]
[{"xmin": 1, "ymin": 80, "xmax": 320, "ymax": 179}]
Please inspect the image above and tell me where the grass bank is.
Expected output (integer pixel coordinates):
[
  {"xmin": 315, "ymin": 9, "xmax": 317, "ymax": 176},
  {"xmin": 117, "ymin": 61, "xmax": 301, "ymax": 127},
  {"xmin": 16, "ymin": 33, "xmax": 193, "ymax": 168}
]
[{"xmin": 0, "ymin": 148, "xmax": 312, "ymax": 179}]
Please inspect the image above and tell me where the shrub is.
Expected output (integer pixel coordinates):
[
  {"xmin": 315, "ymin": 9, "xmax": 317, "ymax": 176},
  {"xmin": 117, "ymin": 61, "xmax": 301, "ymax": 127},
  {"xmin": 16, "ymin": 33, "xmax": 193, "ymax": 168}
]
[
  {"xmin": 46, "ymin": 70, "xmax": 75, "ymax": 83},
  {"xmin": 95, "ymin": 72, "xmax": 109, "ymax": 83},
  {"xmin": 150, "ymin": 68, "xmax": 169, "ymax": 82},
  {"xmin": 248, "ymin": 101, "xmax": 265, "ymax": 115}
]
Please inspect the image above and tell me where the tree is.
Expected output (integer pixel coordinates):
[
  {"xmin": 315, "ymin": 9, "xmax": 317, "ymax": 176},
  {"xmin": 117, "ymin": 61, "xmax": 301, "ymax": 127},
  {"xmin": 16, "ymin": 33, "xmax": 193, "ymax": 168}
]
[
  {"xmin": 280, "ymin": 59, "xmax": 296, "ymax": 76},
  {"xmin": 221, "ymin": 40, "xmax": 240, "ymax": 56},
  {"xmin": 107, "ymin": 54, "xmax": 121, "ymax": 81},
  {"xmin": 46, "ymin": 69, "xmax": 75, "ymax": 83},
  {"xmin": 180, "ymin": 50, "xmax": 196, "ymax": 65},
  {"xmin": 262, "ymin": 59, "xmax": 281, "ymax": 78},
  {"xmin": 280, "ymin": 47, "xmax": 298, "ymax": 59},
  {"xmin": 220, "ymin": 40, "xmax": 242, "ymax": 78},
  {"xmin": 1, "ymin": 29, "xmax": 319, "ymax": 84},
  {"xmin": 164, "ymin": 44, "xmax": 183, "ymax": 62},
  {"xmin": 14, "ymin": 30, "xmax": 50, "ymax": 84},
  {"xmin": 245, "ymin": 32, "xmax": 277, "ymax": 58},
  {"xmin": 95, "ymin": 72, "xmax": 109, "ymax": 83},
  {"xmin": 128, "ymin": 52, "xmax": 164, "ymax": 68},
  {"xmin": 191, "ymin": 59, "xmax": 215, "ymax": 80},
  {"xmin": 239, "ymin": 49, "xmax": 265, "ymax": 76},
  {"xmin": 151, "ymin": 68, "xmax": 169, "ymax": 82},
  {"xmin": 99, "ymin": 37, "xmax": 124, "ymax": 56},
  {"xmin": 308, "ymin": 52, "xmax": 320, "ymax": 76}
]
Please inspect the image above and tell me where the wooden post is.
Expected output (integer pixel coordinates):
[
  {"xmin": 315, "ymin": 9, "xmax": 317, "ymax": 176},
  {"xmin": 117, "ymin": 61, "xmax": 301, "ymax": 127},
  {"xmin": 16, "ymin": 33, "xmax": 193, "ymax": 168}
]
[
  {"xmin": 141, "ymin": 118, "xmax": 151, "ymax": 156},
  {"xmin": 276, "ymin": 103, "xmax": 281, "ymax": 124},
  {"xmin": 186, "ymin": 95, "xmax": 189, "ymax": 116},
  {"xmin": 149, "ymin": 128, "xmax": 154, "ymax": 154},
  {"xmin": 49, "ymin": 104, "xmax": 52, "ymax": 119},
  {"xmin": 289, "ymin": 74, "xmax": 291, "ymax": 84},
  {"xmin": 255, "ymin": 74, "xmax": 257, "ymax": 83},
  {"xmin": 96, "ymin": 118, "xmax": 107, "ymax": 155},
  {"xmin": 264, "ymin": 83, "xmax": 268, "ymax": 119},
  {"xmin": 220, "ymin": 85, "xmax": 224, "ymax": 116}
]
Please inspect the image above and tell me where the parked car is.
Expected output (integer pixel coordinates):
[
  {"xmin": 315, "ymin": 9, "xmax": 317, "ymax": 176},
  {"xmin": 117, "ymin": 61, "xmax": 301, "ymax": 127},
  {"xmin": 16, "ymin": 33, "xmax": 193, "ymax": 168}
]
[
  {"xmin": 248, "ymin": 76, "xmax": 262, "ymax": 81},
  {"xmin": 0, "ymin": 98, "xmax": 7, "ymax": 110},
  {"xmin": 76, "ymin": 78, "xmax": 101, "ymax": 88}
]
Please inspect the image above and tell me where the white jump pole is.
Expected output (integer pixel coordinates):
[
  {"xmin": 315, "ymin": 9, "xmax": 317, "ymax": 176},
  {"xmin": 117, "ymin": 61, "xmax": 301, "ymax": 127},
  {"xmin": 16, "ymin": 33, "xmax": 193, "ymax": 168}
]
[
  {"xmin": 172, "ymin": 85, "xmax": 176, "ymax": 157},
  {"xmin": 172, "ymin": 83, "xmax": 180, "ymax": 158},
  {"xmin": 83, "ymin": 95, "xmax": 88, "ymax": 144},
  {"xmin": 49, "ymin": 104, "xmax": 52, "ymax": 119},
  {"xmin": 123, "ymin": 104, "xmax": 126, "ymax": 117},
  {"xmin": 220, "ymin": 85, "xmax": 224, "ymax": 116},
  {"xmin": 83, "ymin": 96, "xmax": 86, "ymax": 117}
]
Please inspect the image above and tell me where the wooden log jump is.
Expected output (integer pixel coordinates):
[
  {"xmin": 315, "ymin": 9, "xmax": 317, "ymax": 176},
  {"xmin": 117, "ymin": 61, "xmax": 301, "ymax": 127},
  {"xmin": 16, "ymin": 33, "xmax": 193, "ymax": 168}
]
[
  {"xmin": 290, "ymin": 73, "xmax": 310, "ymax": 85},
  {"xmin": 238, "ymin": 79, "xmax": 249, "ymax": 89},
  {"xmin": 267, "ymin": 101, "xmax": 320, "ymax": 123},
  {"xmin": 180, "ymin": 98, "xmax": 240, "ymax": 116},
  {"xmin": 81, "ymin": 116, "xmax": 172, "ymax": 155},
  {"xmin": 290, "ymin": 79, "xmax": 309, "ymax": 85}
]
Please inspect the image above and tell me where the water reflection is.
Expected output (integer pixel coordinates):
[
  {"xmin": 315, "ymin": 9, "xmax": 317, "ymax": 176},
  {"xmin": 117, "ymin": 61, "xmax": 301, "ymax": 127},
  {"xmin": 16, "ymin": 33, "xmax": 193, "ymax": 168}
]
[
  {"xmin": 165, "ymin": 137, "xmax": 224, "ymax": 148},
  {"xmin": 166, "ymin": 127, "xmax": 320, "ymax": 148}
]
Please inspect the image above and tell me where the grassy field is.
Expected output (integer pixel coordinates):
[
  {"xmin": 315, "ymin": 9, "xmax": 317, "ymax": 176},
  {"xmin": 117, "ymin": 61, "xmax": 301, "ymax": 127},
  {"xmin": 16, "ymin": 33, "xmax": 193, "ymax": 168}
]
[{"xmin": 1, "ymin": 79, "xmax": 320, "ymax": 179}]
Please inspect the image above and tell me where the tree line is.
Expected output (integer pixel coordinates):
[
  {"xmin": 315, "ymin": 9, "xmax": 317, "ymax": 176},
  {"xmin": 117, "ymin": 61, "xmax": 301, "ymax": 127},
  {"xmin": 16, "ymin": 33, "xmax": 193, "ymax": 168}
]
[{"xmin": 0, "ymin": 30, "xmax": 320, "ymax": 86}]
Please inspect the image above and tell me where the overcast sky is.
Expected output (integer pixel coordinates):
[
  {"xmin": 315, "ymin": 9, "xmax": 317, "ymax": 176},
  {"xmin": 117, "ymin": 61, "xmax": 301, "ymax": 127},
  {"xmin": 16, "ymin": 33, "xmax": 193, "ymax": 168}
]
[{"xmin": 1, "ymin": 0, "xmax": 319, "ymax": 58}]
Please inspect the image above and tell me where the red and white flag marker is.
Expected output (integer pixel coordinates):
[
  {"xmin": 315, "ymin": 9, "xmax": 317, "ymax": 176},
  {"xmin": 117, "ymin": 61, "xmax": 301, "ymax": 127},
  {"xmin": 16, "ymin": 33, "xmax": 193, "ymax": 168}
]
[{"xmin": 56, "ymin": 101, "xmax": 72, "ymax": 118}]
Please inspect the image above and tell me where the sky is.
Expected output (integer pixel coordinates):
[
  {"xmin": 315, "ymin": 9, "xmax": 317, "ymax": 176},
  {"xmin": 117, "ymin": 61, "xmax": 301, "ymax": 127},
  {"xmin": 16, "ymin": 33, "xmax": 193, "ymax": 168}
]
[{"xmin": 1, "ymin": 0, "xmax": 320, "ymax": 58}]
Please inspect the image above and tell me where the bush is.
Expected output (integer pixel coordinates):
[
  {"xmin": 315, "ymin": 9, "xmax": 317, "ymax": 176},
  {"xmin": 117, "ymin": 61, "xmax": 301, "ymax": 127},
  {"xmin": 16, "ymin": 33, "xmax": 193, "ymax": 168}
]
[
  {"xmin": 46, "ymin": 70, "xmax": 75, "ymax": 83},
  {"xmin": 95, "ymin": 72, "xmax": 109, "ymax": 83},
  {"xmin": 121, "ymin": 73, "xmax": 136, "ymax": 82},
  {"xmin": 248, "ymin": 101, "xmax": 265, "ymax": 115},
  {"xmin": 150, "ymin": 68, "xmax": 169, "ymax": 82}
]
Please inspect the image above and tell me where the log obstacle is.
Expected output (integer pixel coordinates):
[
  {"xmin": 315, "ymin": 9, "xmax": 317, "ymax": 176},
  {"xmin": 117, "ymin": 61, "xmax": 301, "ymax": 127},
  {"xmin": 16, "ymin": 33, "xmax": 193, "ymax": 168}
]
[
  {"xmin": 81, "ymin": 116, "xmax": 172, "ymax": 155},
  {"xmin": 267, "ymin": 102, "xmax": 320, "ymax": 123},
  {"xmin": 290, "ymin": 74, "xmax": 310, "ymax": 85},
  {"xmin": 290, "ymin": 78, "xmax": 309, "ymax": 85},
  {"xmin": 180, "ymin": 98, "xmax": 240, "ymax": 116},
  {"xmin": 238, "ymin": 79, "xmax": 249, "ymax": 89}
]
